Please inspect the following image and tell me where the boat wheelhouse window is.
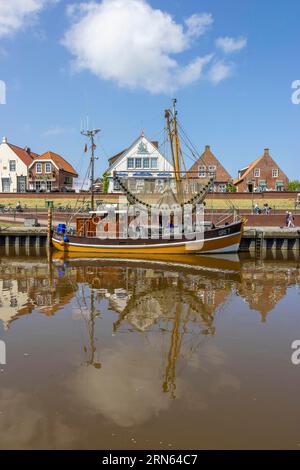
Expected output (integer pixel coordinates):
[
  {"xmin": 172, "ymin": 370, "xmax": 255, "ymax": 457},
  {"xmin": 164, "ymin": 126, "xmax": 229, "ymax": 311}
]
[
  {"xmin": 150, "ymin": 158, "xmax": 158, "ymax": 169},
  {"xmin": 143, "ymin": 158, "xmax": 150, "ymax": 169},
  {"xmin": 198, "ymin": 165, "xmax": 206, "ymax": 177},
  {"xmin": 135, "ymin": 158, "xmax": 142, "ymax": 169},
  {"xmin": 127, "ymin": 158, "xmax": 134, "ymax": 169}
]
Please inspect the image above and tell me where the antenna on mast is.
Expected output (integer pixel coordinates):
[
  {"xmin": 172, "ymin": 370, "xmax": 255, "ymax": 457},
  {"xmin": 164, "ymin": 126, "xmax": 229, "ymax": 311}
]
[{"xmin": 81, "ymin": 128, "xmax": 101, "ymax": 211}]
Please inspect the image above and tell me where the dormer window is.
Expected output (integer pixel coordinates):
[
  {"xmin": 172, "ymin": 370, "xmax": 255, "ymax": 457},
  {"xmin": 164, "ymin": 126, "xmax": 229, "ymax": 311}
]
[
  {"xmin": 36, "ymin": 163, "xmax": 42, "ymax": 173},
  {"xmin": 254, "ymin": 168, "xmax": 260, "ymax": 177},
  {"xmin": 45, "ymin": 162, "xmax": 51, "ymax": 173}
]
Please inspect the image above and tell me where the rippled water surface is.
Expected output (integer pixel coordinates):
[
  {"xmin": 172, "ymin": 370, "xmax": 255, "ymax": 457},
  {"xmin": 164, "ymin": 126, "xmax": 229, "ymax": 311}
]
[{"xmin": 0, "ymin": 249, "xmax": 299, "ymax": 449}]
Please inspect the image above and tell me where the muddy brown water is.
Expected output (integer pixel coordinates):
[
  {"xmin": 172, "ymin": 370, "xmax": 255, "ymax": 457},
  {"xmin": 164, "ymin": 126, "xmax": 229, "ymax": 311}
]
[{"xmin": 0, "ymin": 248, "xmax": 299, "ymax": 450}]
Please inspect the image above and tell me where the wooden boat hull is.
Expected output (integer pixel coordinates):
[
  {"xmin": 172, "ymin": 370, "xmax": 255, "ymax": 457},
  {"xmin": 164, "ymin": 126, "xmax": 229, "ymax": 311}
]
[{"xmin": 52, "ymin": 221, "xmax": 243, "ymax": 255}]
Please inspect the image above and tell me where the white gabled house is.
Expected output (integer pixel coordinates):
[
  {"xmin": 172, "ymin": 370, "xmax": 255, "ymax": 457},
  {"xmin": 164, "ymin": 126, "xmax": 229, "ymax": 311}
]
[
  {"xmin": 0, "ymin": 136, "xmax": 38, "ymax": 192},
  {"xmin": 105, "ymin": 134, "xmax": 174, "ymax": 193}
]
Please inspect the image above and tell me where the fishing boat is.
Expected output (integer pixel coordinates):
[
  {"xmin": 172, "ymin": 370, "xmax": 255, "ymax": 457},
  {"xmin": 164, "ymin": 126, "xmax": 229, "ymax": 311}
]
[{"xmin": 52, "ymin": 100, "xmax": 244, "ymax": 255}]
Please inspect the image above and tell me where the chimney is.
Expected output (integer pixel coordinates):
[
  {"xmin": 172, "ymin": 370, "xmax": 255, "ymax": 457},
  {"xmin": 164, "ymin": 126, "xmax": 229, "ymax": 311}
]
[
  {"xmin": 205, "ymin": 145, "xmax": 210, "ymax": 151},
  {"xmin": 151, "ymin": 141, "xmax": 159, "ymax": 149},
  {"xmin": 264, "ymin": 148, "xmax": 270, "ymax": 157},
  {"xmin": 2, "ymin": 136, "xmax": 7, "ymax": 144},
  {"xmin": 24, "ymin": 146, "xmax": 31, "ymax": 155}
]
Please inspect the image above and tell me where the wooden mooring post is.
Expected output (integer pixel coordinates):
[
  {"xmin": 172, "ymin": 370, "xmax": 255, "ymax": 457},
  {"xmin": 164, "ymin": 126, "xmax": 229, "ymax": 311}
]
[{"xmin": 47, "ymin": 206, "xmax": 53, "ymax": 248}]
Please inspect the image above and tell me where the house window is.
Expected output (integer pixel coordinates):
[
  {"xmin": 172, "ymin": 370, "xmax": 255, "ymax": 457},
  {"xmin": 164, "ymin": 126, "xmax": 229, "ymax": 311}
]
[
  {"xmin": 135, "ymin": 158, "xmax": 142, "ymax": 169},
  {"xmin": 150, "ymin": 158, "xmax": 158, "ymax": 169},
  {"xmin": 276, "ymin": 181, "xmax": 284, "ymax": 191},
  {"xmin": 127, "ymin": 158, "xmax": 134, "ymax": 169},
  {"xmin": 198, "ymin": 165, "xmax": 206, "ymax": 177},
  {"xmin": 254, "ymin": 168, "xmax": 260, "ymax": 177},
  {"xmin": 219, "ymin": 184, "xmax": 227, "ymax": 192},
  {"xmin": 143, "ymin": 158, "xmax": 150, "ymax": 169},
  {"xmin": 128, "ymin": 179, "xmax": 137, "ymax": 191},
  {"xmin": 272, "ymin": 169, "xmax": 279, "ymax": 178},
  {"xmin": 45, "ymin": 163, "xmax": 51, "ymax": 173},
  {"xmin": 46, "ymin": 181, "xmax": 52, "ymax": 191},
  {"xmin": 9, "ymin": 160, "xmax": 16, "ymax": 172},
  {"xmin": 208, "ymin": 165, "xmax": 216, "ymax": 176},
  {"xmin": 36, "ymin": 163, "xmax": 42, "ymax": 173},
  {"xmin": 113, "ymin": 180, "xmax": 121, "ymax": 191}
]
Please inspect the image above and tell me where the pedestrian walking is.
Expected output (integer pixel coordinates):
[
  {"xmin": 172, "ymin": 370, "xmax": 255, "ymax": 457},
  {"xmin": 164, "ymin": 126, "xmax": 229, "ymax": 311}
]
[{"xmin": 287, "ymin": 211, "xmax": 295, "ymax": 228}]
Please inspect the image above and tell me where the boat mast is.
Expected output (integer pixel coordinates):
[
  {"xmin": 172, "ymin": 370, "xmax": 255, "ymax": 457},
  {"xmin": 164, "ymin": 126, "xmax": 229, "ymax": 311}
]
[
  {"xmin": 81, "ymin": 128, "xmax": 100, "ymax": 211},
  {"xmin": 165, "ymin": 99, "xmax": 182, "ymax": 201}
]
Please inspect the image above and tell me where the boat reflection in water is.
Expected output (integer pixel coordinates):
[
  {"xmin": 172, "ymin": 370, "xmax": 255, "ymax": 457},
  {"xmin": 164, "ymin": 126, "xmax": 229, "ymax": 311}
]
[
  {"xmin": 52, "ymin": 252, "xmax": 241, "ymax": 398},
  {"xmin": 0, "ymin": 248, "xmax": 299, "ymax": 449}
]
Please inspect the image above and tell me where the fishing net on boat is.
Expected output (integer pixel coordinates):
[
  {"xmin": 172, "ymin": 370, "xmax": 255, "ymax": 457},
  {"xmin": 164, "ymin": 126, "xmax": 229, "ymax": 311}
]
[{"xmin": 113, "ymin": 172, "xmax": 214, "ymax": 210}]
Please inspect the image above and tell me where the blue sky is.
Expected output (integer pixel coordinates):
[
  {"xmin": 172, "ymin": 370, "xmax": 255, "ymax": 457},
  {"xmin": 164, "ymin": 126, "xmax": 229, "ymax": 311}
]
[{"xmin": 0, "ymin": 0, "xmax": 299, "ymax": 179}]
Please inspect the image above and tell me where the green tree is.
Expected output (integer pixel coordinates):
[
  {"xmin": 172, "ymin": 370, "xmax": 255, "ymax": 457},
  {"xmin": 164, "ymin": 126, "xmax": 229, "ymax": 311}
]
[
  {"xmin": 102, "ymin": 172, "xmax": 110, "ymax": 193},
  {"xmin": 287, "ymin": 180, "xmax": 300, "ymax": 192},
  {"xmin": 226, "ymin": 182, "xmax": 237, "ymax": 193}
]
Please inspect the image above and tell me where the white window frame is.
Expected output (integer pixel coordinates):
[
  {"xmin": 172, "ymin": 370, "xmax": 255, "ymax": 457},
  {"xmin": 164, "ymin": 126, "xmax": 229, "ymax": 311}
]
[
  {"xmin": 36, "ymin": 163, "xmax": 42, "ymax": 174},
  {"xmin": 198, "ymin": 165, "xmax": 206, "ymax": 177},
  {"xmin": 208, "ymin": 165, "xmax": 216, "ymax": 176},
  {"xmin": 254, "ymin": 168, "xmax": 260, "ymax": 177},
  {"xmin": 272, "ymin": 169, "xmax": 279, "ymax": 178},
  {"xmin": 143, "ymin": 157, "xmax": 150, "ymax": 169},
  {"xmin": 150, "ymin": 158, "xmax": 158, "ymax": 169},
  {"xmin": 135, "ymin": 157, "xmax": 142, "ymax": 169},
  {"xmin": 127, "ymin": 158, "xmax": 134, "ymax": 169},
  {"xmin": 9, "ymin": 160, "xmax": 16, "ymax": 172},
  {"xmin": 45, "ymin": 162, "xmax": 51, "ymax": 173}
]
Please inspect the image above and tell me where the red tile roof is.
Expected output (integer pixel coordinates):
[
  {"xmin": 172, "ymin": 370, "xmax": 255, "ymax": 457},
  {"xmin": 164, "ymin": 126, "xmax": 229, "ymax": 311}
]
[
  {"xmin": 233, "ymin": 157, "xmax": 262, "ymax": 185},
  {"xmin": 34, "ymin": 151, "xmax": 78, "ymax": 176},
  {"xmin": 8, "ymin": 143, "xmax": 39, "ymax": 166}
]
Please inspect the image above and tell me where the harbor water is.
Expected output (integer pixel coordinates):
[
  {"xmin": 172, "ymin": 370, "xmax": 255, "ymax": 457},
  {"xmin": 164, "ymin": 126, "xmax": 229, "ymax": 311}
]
[{"xmin": 0, "ymin": 248, "xmax": 299, "ymax": 449}]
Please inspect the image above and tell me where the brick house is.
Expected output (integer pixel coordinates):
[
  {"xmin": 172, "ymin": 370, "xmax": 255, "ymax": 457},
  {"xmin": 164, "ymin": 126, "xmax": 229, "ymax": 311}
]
[
  {"xmin": 28, "ymin": 151, "xmax": 78, "ymax": 192},
  {"xmin": 234, "ymin": 148, "xmax": 289, "ymax": 192},
  {"xmin": 187, "ymin": 145, "xmax": 232, "ymax": 192}
]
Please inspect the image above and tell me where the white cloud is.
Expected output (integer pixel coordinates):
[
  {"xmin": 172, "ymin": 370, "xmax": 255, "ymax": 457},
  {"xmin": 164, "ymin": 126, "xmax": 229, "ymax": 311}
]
[
  {"xmin": 185, "ymin": 13, "xmax": 213, "ymax": 39},
  {"xmin": 62, "ymin": 0, "xmax": 216, "ymax": 93},
  {"xmin": 0, "ymin": 0, "xmax": 57, "ymax": 38},
  {"xmin": 209, "ymin": 61, "xmax": 233, "ymax": 84},
  {"xmin": 216, "ymin": 36, "xmax": 247, "ymax": 54},
  {"xmin": 42, "ymin": 126, "xmax": 75, "ymax": 137}
]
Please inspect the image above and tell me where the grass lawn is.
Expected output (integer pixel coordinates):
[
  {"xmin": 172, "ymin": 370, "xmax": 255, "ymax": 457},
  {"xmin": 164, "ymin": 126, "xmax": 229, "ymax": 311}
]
[
  {"xmin": 205, "ymin": 198, "xmax": 297, "ymax": 210},
  {"xmin": 0, "ymin": 195, "xmax": 297, "ymax": 210}
]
